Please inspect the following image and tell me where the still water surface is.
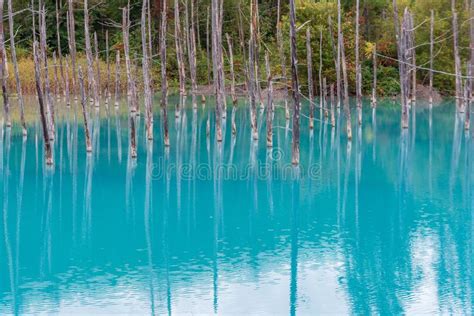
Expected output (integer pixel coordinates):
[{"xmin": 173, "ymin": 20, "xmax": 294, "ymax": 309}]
[{"xmin": 0, "ymin": 96, "xmax": 472, "ymax": 314}]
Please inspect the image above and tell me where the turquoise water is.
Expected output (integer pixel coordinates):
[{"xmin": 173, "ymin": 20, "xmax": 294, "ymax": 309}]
[{"xmin": 0, "ymin": 96, "xmax": 472, "ymax": 314}]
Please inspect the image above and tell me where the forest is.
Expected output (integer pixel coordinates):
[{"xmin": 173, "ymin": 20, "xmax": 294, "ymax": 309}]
[{"xmin": 4, "ymin": 0, "xmax": 473, "ymax": 97}]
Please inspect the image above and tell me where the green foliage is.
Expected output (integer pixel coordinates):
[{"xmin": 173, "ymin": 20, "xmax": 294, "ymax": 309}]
[{"xmin": 4, "ymin": 0, "xmax": 474, "ymax": 96}]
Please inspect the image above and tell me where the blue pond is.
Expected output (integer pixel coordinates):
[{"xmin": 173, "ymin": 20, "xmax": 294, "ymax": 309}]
[{"xmin": 0, "ymin": 96, "xmax": 472, "ymax": 314}]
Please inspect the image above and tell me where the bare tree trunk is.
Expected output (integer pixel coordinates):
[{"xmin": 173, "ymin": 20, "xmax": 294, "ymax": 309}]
[
  {"xmin": 323, "ymin": 77, "xmax": 328, "ymax": 118},
  {"xmin": 185, "ymin": 0, "xmax": 198, "ymax": 99},
  {"xmin": 248, "ymin": 33, "xmax": 258, "ymax": 140},
  {"xmin": 328, "ymin": 16, "xmax": 339, "ymax": 109},
  {"xmin": 33, "ymin": 41, "xmax": 53, "ymax": 165},
  {"xmin": 7, "ymin": 0, "xmax": 26, "ymax": 135},
  {"xmin": 392, "ymin": 0, "xmax": 409, "ymax": 129},
  {"xmin": 53, "ymin": 52, "xmax": 60, "ymax": 99},
  {"xmin": 65, "ymin": 55, "xmax": 71, "ymax": 106},
  {"xmin": 114, "ymin": 51, "xmax": 121, "ymax": 107},
  {"xmin": 39, "ymin": 3, "xmax": 55, "ymax": 139},
  {"xmin": 289, "ymin": 0, "xmax": 300, "ymax": 164},
  {"xmin": 161, "ymin": 0, "xmax": 169, "ymax": 147},
  {"xmin": 307, "ymin": 28, "xmax": 314, "ymax": 130},
  {"xmin": 84, "ymin": 0, "xmax": 99, "ymax": 107},
  {"xmin": 319, "ymin": 29, "xmax": 323, "ymax": 120},
  {"xmin": 94, "ymin": 32, "xmax": 101, "ymax": 98},
  {"xmin": 265, "ymin": 52, "xmax": 273, "ymax": 147},
  {"xmin": 68, "ymin": 0, "xmax": 77, "ymax": 95},
  {"xmin": 277, "ymin": 0, "xmax": 290, "ymax": 120},
  {"xmin": 78, "ymin": 67, "xmax": 92, "ymax": 153},
  {"xmin": 452, "ymin": 0, "xmax": 464, "ymax": 112},
  {"xmin": 123, "ymin": 6, "xmax": 137, "ymax": 113},
  {"xmin": 55, "ymin": 0, "xmax": 65, "ymax": 98},
  {"xmin": 340, "ymin": 33, "xmax": 352, "ymax": 140},
  {"xmin": 0, "ymin": 0, "xmax": 10, "ymax": 127},
  {"xmin": 371, "ymin": 44, "xmax": 377, "ymax": 108},
  {"xmin": 211, "ymin": 0, "xmax": 224, "ymax": 142},
  {"xmin": 105, "ymin": 30, "xmax": 111, "ymax": 103},
  {"xmin": 142, "ymin": 0, "xmax": 153, "ymax": 140},
  {"xmin": 175, "ymin": 0, "xmax": 186, "ymax": 95},
  {"xmin": 330, "ymin": 83, "xmax": 335, "ymax": 127},
  {"xmin": 337, "ymin": 0, "xmax": 342, "ymax": 109},
  {"xmin": 206, "ymin": 6, "xmax": 211, "ymax": 85},
  {"xmin": 429, "ymin": 10, "xmax": 434, "ymax": 106},
  {"xmin": 355, "ymin": 0, "xmax": 362, "ymax": 125},
  {"xmin": 226, "ymin": 33, "xmax": 237, "ymax": 106}
]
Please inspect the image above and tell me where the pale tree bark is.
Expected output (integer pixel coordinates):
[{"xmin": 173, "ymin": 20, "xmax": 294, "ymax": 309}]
[
  {"xmin": 53, "ymin": 52, "xmax": 60, "ymax": 98},
  {"xmin": 289, "ymin": 0, "xmax": 300, "ymax": 164},
  {"xmin": 265, "ymin": 52, "xmax": 273, "ymax": 148},
  {"xmin": 328, "ymin": 16, "xmax": 339, "ymax": 109},
  {"xmin": 306, "ymin": 28, "xmax": 314, "ymax": 130},
  {"xmin": 337, "ymin": 0, "xmax": 342, "ymax": 109},
  {"xmin": 0, "ymin": 0, "xmax": 10, "ymax": 127},
  {"xmin": 7, "ymin": 0, "xmax": 26, "ymax": 135},
  {"xmin": 185, "ymin": 0, "xmax": 198, "ymax": 99},
  {"xmin": 160, "ymin": 0, "xmax": 169, "ymax": 147},
  {"xmin": 142, "ymin": 0, "xmax": 153, "ymax": 140},
  {"xmin": 226, "ymin": 33, "xmax": 237, "ymax": 106},
  {"xmin": 105, "ymin": 30, "xmax": 111, "ymax": 103},
  {"xmin": 452, "ymin": 0, "xmax": 464, "ymax": 112},
  {"xmin": 39, "ymin": 3, "xmax": 55, "ymax": 139},
  {"xmin": 114, "ymin": 51, "xmax": 121, "ymax": 107},
  {"xmin": 78, "ymin": 67, "xmax": 92, "ymax": 153},
  {"xmin": 33, "ymin": 41, "xmax": 53, "ymax": 165},
  {"xmin": 319, "ymin": 29, "xmax": 323, "ymax": 119},
  {"xmin": 276, "ymin": 0, "xmax": 290, "ymax": 120},
  {"xmin": 392, "ymin": 0, "xmax": 409, "ymax": 129},
  {"xmin": 123, "ymin": 6, "xmax": 137, "ymax": 113},
  {"xmin": 340, "ymin": 33, "xmax": 352, "ymax": 140},
  {"xmin": 371, "ymin": 44, "xmax": 377, "ymax": 108},
  {"xmin": 355, "ymin": 0, "xmax": 362, "ymax": 125},
  {"xmin": 330, "ymin": 83, "xmax": 335, "ymax": 127},
  {"xmin": 55, "ymin": 0, "xmax": 65, "ymax": 98},
  {"xmin": 84, "ymin": 0, "xmax": 99, "ymax": 106},
  {"xmin": 429, "ymin": 10, "xmax": 434, "ymax": 106},
  {"xmin": 94, "ymin": 32, "xmax": 101, "ymax": 98},
  {"xmin": 174, "ymin": 0, "xmax": 186, "ymax": 95},
  {"xmin": 68, "ymin": 0, "xmax": 77, "ymax": 94},
  {"xmin": 211, "ymin": 0, "xmax": 224, "ymax": 142},
  {"xmin": 65, "ymin": 55, "xmax": 71, "ymax": 106}
]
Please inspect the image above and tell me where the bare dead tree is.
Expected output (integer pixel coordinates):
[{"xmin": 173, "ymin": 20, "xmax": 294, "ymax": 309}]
[
  {"xmin": 33, "ymin": 41, "xmax": 53, "ymax": 165},
  {"xmin": 39, "ymin": 3, "xmax": 55, "ymax": 139},
  {"xmin": 0, "ymin": 0, "xmax": 10, "ymax": 127},
  {"xmin": 161, "ymin": 0, "xmax": 169, "ymax": 147},
  {"xmin": 114, "ymin": 50, "xmax": 121, "ymax": 107},
  {"xmin": 55, "ymin": 0, "xmax": 65, "ymax": 98},
  {"xmin": 340, "ymin": 33, "xmax": 352, "ymax": 140},
  {"xmin": 355, "ymin": 0, "xmax": 362, "ymax": 125},
  {"xmin": 78, "ymin": 67, "xmax": 92, "ymax": 153},
  {"xmin": 429, "ymin": 10, "xmax": 434, "ymax": 106},
  {"xmin": 211, "ymin": 0, "xmax": 224, "ymax": 142},
  {"xmin": 307, "ymin": 28, "xmax": 314, "ymax": 130},
  {"xmin": 452, "ymin": 0, "xmax": 464, "ymax": 112},
  {"xmin": 68, "ymin": 0, "xmax": 77, "ymax": 94},
  {"xmin": 94, "ymin": 32, "xmax": 101, "ymax": 98},
  {"xmin": 226, "ymin": 33, "xmax": 237, "ymax": 106},
  {"xmin": 265, "ymin": 52, "xmax": 273, "ymax": 147},
  {"xmin": 277, "ymin": 0, "xmax": 290, "ymax": 120},
  {"xmin": 330, "ymin": 83, "xmax": 335, "ymax": 127},
  {"xmin": 84, "ymin": 0, "xmax": 99, "ymax": 106},
  {"xmin": 392, "ymin": 0, "xmax": 409, "ymax": 128},
  {"xmin": 289, "ymin": 0, "xmax": 300, "ymax": 164},
  {"xmin": 105, "ymin": 30, "xmax": 111, "ymax": 103},
  {"xmin": 141, "ymin": 0, "xmax": 153, "ymax": 140},
  {"xmin": 371, "ymin": 44, "xmax": 377, "ymax": 108},
  {"xmin": 175, "ymin": 0, "xmax": 186, "ymax": 95},
  {"xmin": 7, "ymin": 0, "xmax": 26, "ymax": 135}
]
